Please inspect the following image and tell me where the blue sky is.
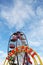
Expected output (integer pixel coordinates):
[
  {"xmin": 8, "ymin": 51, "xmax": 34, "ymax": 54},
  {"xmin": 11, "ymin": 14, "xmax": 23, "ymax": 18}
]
[{"xmin": 0, "ymin": 0, "xmax": 43, "ymax": 64}]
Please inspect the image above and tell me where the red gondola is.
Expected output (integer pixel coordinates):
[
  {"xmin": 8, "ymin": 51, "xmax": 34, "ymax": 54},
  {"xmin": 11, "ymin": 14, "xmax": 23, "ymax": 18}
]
[
  {"xmin": 9, "ymin": 44, "xmax": 15, "ymax": 49},
  {"xmin": 10, "ymin": 35, "xmax": 17, "ymax": 42}
]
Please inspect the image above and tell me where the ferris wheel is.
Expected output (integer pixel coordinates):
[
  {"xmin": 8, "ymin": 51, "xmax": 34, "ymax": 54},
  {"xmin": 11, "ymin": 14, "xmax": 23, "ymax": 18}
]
[{"xmin": 4, "ymin": 31, "xmax": 43, "ymax": 65}]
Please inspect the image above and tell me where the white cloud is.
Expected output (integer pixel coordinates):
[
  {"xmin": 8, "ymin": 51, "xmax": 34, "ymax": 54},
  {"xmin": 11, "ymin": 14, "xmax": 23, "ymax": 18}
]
[
  {"xmin": 27, "ymin": 19, "xmax": 43, "ymax": 47},
  {"xmin": 0, "ymin": 50, "xmax": 7, "ymax": 58},
  {"xmin": 0, "ymin": 61, "xmax": 3, "ymax": 65},
  {"xmin": 22, "ymin": 0, "xmax": 34, "ymax": 4},
  {"xmin": 40, "ymin": 19, "xmax": 43, "ymax": 26},
  {"xmin": 36, "ymin": 6, "xmax": 43, "ymax": 18},
  {"xmin": 0, "ymin": 0, "xmax": 35, "ymax": 30},
  {"xmin": 0, "ymin": 51, "xmax": 4, "ymax": 54},
  {"xmin": 0, "ymin": 50, "xmax": 7, "ymax": 65},
  {"xmin": 29, "ymin": 41, "xmax": 41, "ymax": 47}
]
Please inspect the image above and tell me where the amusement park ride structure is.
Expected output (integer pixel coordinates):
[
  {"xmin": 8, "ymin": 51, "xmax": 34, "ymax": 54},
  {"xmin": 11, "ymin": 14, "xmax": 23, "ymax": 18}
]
[{"xmin": 4, "ymin": 31, "xmax": 43, "ymax": 65}]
